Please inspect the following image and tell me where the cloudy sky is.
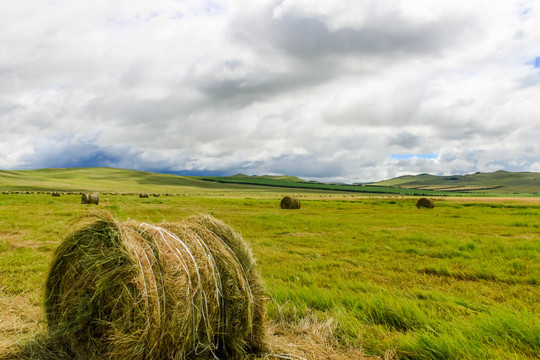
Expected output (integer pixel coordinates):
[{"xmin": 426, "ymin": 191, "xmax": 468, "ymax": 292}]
[{"xmin": 1, "ymin": 0, "xmax": 539, "ymax": 182}]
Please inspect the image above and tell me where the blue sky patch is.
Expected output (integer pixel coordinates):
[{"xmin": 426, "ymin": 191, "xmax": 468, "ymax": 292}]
[
  {"xmin": 536, "ymin": 57, "xmax": 540, "ymax": 68},
  {"xmin": 519, "ymin": 7, "xmax": 532, "ymax": 16},
  {"xmin": 390, "ymin": 153, "xmax": 438, "ymax": 160}
]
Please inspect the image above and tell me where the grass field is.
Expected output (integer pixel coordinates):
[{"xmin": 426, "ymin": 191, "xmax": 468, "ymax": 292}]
[{"xmin": 0, "ymin": 177, "xmax": 539, "ymax": 359}]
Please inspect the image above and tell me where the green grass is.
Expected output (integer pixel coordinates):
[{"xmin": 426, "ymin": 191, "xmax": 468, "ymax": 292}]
[{"xmin": 0, "ymin": 187, "xmax": 539, "ymax": 358}]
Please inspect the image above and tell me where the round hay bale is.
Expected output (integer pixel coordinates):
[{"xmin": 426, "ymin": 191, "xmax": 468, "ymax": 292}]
[
  {"xmin": 416, "ymin": 197, "xmax": 435, "ymax": 209},
  {"xmin": 139, "ymin": 193, "xmax": 149, "ymax": 198},
  {"xmin": 44, "ymin": 212, "xmax": 266, "ymax": 359},
  {"xmin": 280, "ymin": 195, "xmax": 301, "ymax": 209},
  {"xmin": 81, "ymin": 193, "xmax": 99, "ymax": 205},
  {"xmin": 52, "ymin": 192, "xmax": 61, "ymax": 197},
  {"xmin": 89, "ymin": 193, "xmax": 99, "ymax": 205}
]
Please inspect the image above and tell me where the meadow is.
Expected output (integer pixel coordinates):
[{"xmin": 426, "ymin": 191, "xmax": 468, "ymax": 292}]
[{"xmin": 0, "ymin": 190, "xmax": 539, "ymax": 359}]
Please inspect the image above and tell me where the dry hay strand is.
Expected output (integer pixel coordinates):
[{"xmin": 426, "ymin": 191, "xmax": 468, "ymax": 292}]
[
  {"xmin": 416, "ymin": 198, "xmax": 434, "ymax": 209},
  {"xmin": 251, "ymin": 315, "xmax": 378, "ymax": 360},
  {"xmin": 81, "ymin": 193, "xmax": 99, "ymax": 205},
  {"xmin": 280, "ymin": 196, "xmax": 301, "ymax": 210},
  {"xmin": 0, "ymin": 295, "xmax": 44, "ymax": 356},
  {"xmin": 43, "ymin": 211, "xmax": 266, "ymax": 359}
]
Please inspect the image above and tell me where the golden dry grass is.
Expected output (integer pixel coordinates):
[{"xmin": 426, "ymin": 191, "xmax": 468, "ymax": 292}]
[{"xmin": 256, "ymin": 316, "xmax": 382, "ymax": 360}]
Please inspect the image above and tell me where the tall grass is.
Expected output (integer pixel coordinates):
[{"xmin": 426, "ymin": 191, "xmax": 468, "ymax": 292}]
[{"xmin": 0, "ymin": 193, "xmax": 539, "ymax": 359}]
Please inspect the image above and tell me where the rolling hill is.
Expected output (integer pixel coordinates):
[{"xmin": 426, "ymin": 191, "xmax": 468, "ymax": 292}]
[
  {"xmin": 0, "ymin": 167, "xmax": 539, "ymax": 196},
  {"xmin": 0, "ymin": 167, "xmax": 268, "ymax": 194},
  {"xmin": 0, "ymin": 168, "xmax": 441, "ymax": 196},
  {"xmin": 369, "ymin": 170, "xmax": 540, "ymax": 194}
]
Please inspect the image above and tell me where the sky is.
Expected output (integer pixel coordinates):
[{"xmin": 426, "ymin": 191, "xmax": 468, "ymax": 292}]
[{"xmin": 1, "ymin": 0, "xmax": 539, "ymax": 183}]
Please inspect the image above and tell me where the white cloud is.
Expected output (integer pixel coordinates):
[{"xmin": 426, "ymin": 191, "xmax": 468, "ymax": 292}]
[{"xmin": 1, "ymin": 0, "xmax": 539, "ymax": 182}]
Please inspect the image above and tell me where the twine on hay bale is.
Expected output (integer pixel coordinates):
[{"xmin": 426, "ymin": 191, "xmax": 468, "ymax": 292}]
[
  {"xmin": 416, "ymin": 198, "xmax": 434, "ymax": 209},
  {"xmin": 81, "ymin": 193, "xmax": 99, "ymax": 205},
  {"xmin": 280, "ymin": 196, "xmax": 301, "ymax": 209},
  {"xmin": 44, "ymin": 211, "xmax": 267, "ymax": 359}
]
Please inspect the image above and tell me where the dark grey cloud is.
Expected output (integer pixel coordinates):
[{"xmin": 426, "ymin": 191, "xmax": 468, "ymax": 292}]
[
  {"xmin": 17, "ymin": 134, "xmax": 140, "ymax": 170},
  {"xmin": 230, "ymin": 5, "xmax": 473, "ymax": 60},
  {"xmin": 388, "ymin": 132, "xmax": 420, "ymax": 149},
  {"xmin": 85, "ymin": 95, "xmax": 190, "ymax": 126},
  {"xmin": 0, "ymin": 99, "xmax": 22, "ymax": 116},
  {"xmin": 185, "ymin": 56, "xmax": 341, "ymax": 109}
]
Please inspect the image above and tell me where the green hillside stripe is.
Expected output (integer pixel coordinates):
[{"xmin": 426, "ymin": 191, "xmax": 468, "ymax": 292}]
[{"xmin": 1, "ymin": 167, "xmax": 539, "ymax": 196}]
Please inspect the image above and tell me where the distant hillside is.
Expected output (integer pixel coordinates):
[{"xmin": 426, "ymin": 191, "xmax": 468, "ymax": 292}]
[
  {"xmin": 231, "ymin": 174, "xmax": 307, "ymax": 183},
  {"xmin": 198, "ymin": 174, "xmax": 451, "ymax": 196},
  {"xmin": 0, "ymin": 167, "xmax": 274, "ymax": 194},
  {"xmin": 1, "ymin": 168, "xmax": 539, "ymax": 196},
  {"xmin": 1, "ymin": 168, "xmax": 422, "ymax": 195},
  {"xmin": 370, "ymin": 170, "xmax": 540, "ymax": 194}
]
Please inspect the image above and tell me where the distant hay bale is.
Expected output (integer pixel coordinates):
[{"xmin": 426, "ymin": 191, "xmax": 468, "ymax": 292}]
[
  {"xmin": 139, "ymin": 193, "xmax": 149, "ymax": 198},
  {"xmin": 280, "ymin": 195, "xmax": 301, "ymax": 209},
  {"xmin": 152, "ymin": 193, "xmax": 160, "ymax": 197},
  {"xmin": 416, "ymin": 198, "xmax": 435, "ymax": 209},
  {"xmin": 44, "ymin": 212, "xmax": 267, "ymax": 359},
  {"xmin": 2, "ymin": 191, "xmax": 9, "ymax": 195},
  {"xmin": 81, "ymin": 193, "xmax": 99, "ymax": 205},
  {"xmin": 89, "ymin": 193, "xmax": 99, "ymax": 205},
  {"xmin": 51, "ymin": 192, "xmax": 61, "ymax": 197}
]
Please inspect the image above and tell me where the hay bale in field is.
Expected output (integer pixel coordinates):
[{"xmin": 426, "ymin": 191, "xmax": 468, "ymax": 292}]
[
  {"xmin": 416, "ymin": 197, "xmax": 434, "ymax": 209},
  {"xmin": 139, "ymin": 193, "xmax": 149, "ymax": 198},
  {"xmin": 2, "ymin": 191, "xmax": 9, "ymax": 195},
  {"xmin": 89, "ymin": 193, "xmax": 99, "ymax": 205},
  {"xmin": 81, "ymin": 193, "xmax": 99, "ymax": 205},
  {"xmin": 152, "ymin": 193, "xmax": 160, "ymax": 197},
  {"xmin": 51, "ymin": 192, "xmax": 61, "ymax": 197},
  {"xmin": 280, "ymin": 195, "xmax": 301, "ymax": 209},
  {"xmin": 44, "ymin": 212, "xmax": 267, "ymax": 359}
]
